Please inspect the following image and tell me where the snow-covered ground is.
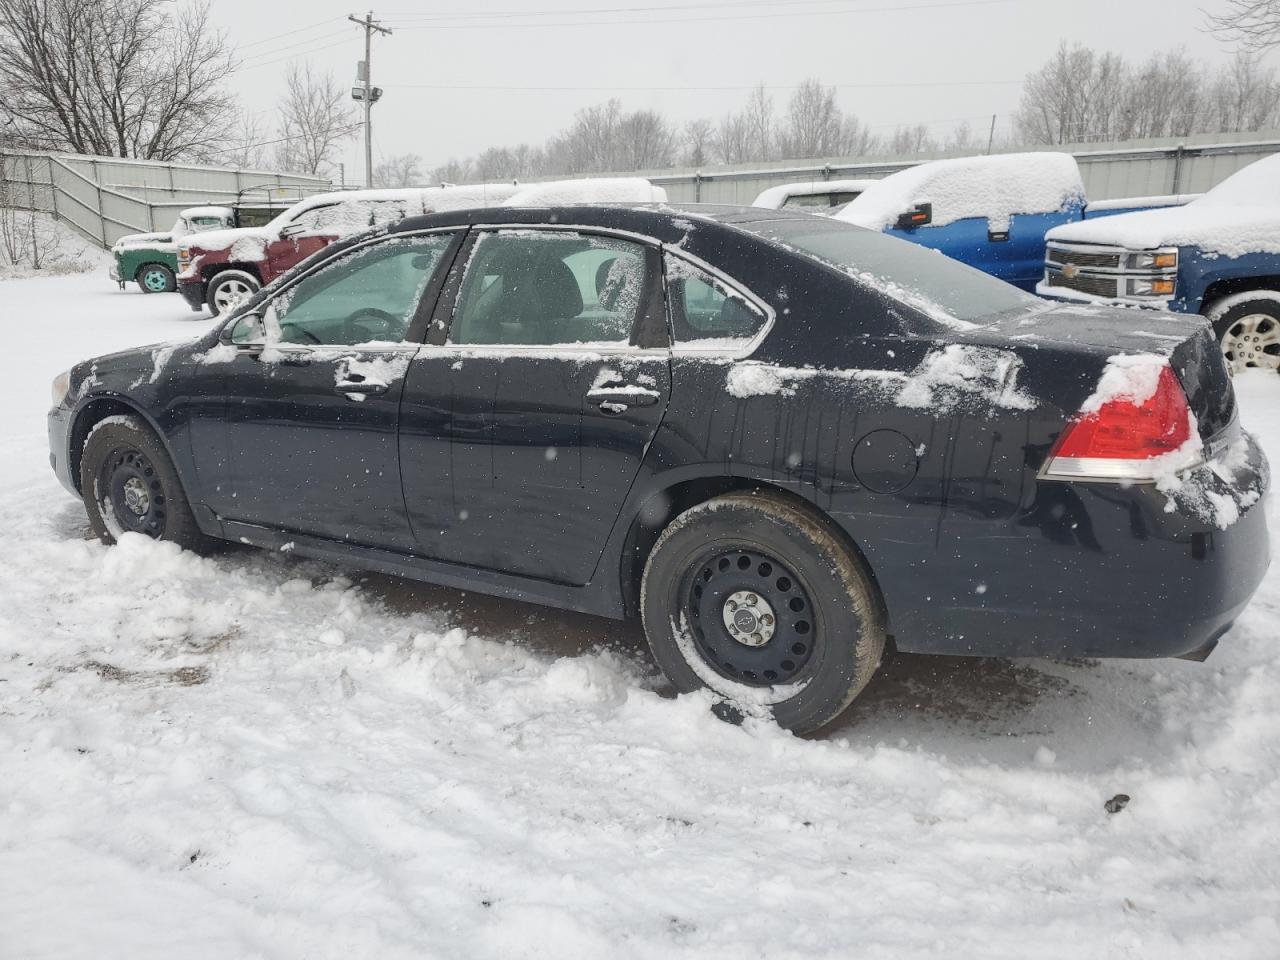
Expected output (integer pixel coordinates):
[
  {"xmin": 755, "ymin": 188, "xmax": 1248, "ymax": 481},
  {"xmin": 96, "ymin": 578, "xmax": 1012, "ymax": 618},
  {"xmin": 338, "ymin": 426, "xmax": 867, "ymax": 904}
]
[{"xmin": 2, "ymin": 272, "xmax": 1279, "ymax": 960}]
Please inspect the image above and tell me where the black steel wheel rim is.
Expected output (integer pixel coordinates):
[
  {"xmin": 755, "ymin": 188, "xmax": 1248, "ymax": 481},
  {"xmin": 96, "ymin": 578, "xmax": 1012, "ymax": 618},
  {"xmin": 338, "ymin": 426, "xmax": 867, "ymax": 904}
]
[
  {"xmin": 99, "ymin": 446, "xmax": 167, "ymax": 537},
  {"xmin": 680, "ymin": 547, "xmax": 816, "ymax": 686}
]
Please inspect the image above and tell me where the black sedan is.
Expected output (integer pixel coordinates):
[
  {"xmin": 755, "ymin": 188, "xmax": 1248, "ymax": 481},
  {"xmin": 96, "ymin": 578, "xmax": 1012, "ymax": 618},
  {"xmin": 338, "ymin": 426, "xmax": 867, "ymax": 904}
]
[{"xmin": 48, "ymin": 204, "xmax": 1270, "ymax": 733}]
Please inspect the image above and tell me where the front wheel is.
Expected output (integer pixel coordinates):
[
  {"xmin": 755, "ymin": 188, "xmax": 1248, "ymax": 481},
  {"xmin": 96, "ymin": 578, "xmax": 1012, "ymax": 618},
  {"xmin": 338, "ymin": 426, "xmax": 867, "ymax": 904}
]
[
  {"xmin": 136, "ymin": 263, "xmax": 176, "ymax": 294},
  {"xmin": 641, "ymin": 492, "xmax": 885, "ymax": 734},
  {"xmin": 1207, "ymin": 292, "xmax": 1280, "ymax": 374},
  {"xmin": 206, "ymin": 270, "xmax": 260, "ymax": 316},
  {"xmin": 79, "ymin": 415, "xmax": 209, "ymax": 552}
]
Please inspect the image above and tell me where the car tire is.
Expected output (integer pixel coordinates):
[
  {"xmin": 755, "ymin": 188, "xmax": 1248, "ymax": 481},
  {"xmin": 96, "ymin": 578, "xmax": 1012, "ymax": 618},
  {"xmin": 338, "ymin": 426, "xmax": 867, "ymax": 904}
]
[
  {"xmin": 641, "ymin": 492, "xmax": 885, "ymax": 734},
  {"xmin": 1206, "ymin": 292, "xmax": 1280, "ymax": 374},
  {"xmin": 136, "ymin": 263, "xmax": 176, "ymax": 294},
  {"xmin": 79, "ymin": 414, "xmax": 209, "ymax": 552},
  {"xmin": 205, "ymin": 270, "xmax": 260, "ymax": 316}
]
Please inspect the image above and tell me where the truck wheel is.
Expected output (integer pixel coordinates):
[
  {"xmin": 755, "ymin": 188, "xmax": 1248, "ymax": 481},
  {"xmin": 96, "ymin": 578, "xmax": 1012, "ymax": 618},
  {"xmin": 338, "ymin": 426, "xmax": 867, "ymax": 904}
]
[
  {"xmin": 136, "ymin": 263, "xmax": 176, "ymax": 294},
  {"xmin": 641, "ymin": 492, "xmax": 885, "ymax": 735},
  {"xmin": 206, "ymin": 270, "xmax": 260, "ymax": 316},
  {"xmin": 1207, "ymin": 292, "xmax": 1280, "ymax": 374},
  {"xmin": 79, "ymin": 414, "xmax": 209, "ymax": 552}
]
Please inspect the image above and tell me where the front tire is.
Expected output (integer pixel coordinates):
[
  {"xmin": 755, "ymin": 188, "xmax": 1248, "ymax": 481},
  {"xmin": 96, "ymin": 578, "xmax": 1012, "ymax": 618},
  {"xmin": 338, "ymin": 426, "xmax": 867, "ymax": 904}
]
[
  {"xmin": 641, "ymin": 492, "xmax": 885, "ymax": 734},
  {"xmin": 79, "ymin": 415, "xmax": 209, "ymax": 552},
  {"xmin": 206, "ymin": 270, "xmax": 260, "ymax": 316},
  {"xmin": 135, "ymin": 263, "xmax": 176, "ymax": 294},
  {"xmin": 1207, "ymin": 292, "xmax": 1280, "ymax": 374}
]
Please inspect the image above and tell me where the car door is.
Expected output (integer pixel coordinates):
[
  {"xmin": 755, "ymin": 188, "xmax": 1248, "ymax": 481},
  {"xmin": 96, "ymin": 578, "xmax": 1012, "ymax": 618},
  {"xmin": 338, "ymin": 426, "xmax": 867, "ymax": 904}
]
[
  {"xmin": 199, "ymin": 230, "xmax": 461, "ymax": 550},
  {"xmin": 398, "ymin": 227, "xmax": 671, "ymax": 585}
]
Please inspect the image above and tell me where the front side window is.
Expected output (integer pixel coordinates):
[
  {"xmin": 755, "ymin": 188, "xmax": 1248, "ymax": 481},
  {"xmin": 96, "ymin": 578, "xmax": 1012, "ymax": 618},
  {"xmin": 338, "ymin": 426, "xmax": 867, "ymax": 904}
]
[
  {"xmin": 449, "ymin": 230, "xmax": 649, "ymax": 346},
  {"xmin": 258, "ymin": 234, "xmax": 454, "ymax": 346},
  {"xmin": 665, "ymin": 254, "xmax": 768, "ymax": 348}
]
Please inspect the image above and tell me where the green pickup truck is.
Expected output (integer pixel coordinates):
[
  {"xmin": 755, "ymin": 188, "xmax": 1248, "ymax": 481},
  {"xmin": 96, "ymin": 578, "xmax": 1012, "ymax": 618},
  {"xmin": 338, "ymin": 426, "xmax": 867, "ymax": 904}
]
[{"xmin": 110, "ymin": 204, "xmax": 284, "ymax": 294}]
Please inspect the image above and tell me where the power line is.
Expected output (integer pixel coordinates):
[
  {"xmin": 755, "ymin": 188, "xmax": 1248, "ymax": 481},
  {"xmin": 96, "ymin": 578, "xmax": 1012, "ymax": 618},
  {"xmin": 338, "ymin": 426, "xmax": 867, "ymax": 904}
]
[
  {"xmin": 380, "ymin": 0, "xmax": 1002, "ymax": 22},
  {"xmin": 382, "ymin": 0, "xmax": 1016, "ymax": 30},
  {"xmin": 238, "ymin": 17, "xmax": 346, "ymax": 50},
  {"xmin": 381, "ymin": 79, "xmax": 1022, "ymax": 92}
]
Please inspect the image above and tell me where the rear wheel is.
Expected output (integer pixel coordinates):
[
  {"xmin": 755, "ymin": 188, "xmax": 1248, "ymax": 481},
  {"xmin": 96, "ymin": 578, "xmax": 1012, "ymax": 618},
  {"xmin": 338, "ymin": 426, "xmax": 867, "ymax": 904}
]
[
  {"xmin": 1207, "ymin": 293, "xmax": 1280, "ymax": 374},
  {"xmin": 136, "ymin": 263, "xmax": 176, "ymax": 294},
  {"xmin": 79, "ymin": 415, "xmax": 209, "ymax": 552},
  {"xmin": 641, "ymin": 492, "xmax": 885, "ymax": 734},
  {"xmin": 206, "ymin": 270, "xmax": 260, "ymax": 316}
]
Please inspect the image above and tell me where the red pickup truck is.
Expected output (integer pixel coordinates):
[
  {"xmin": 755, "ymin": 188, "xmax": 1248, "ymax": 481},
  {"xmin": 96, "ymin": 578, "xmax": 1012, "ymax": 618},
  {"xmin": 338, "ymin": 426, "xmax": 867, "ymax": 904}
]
[{"xmin": 176, "ymin": 186, "xmax": 518, "ymax": 315}]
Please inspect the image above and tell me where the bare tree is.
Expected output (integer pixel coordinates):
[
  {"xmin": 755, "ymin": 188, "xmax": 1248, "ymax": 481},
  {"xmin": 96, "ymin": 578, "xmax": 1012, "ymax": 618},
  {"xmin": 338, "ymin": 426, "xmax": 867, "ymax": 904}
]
[
  {"xmin": 1015, "ymin": 43, "xmax": 1127, "ymax": 144},
  {"xmin": 272, "ymin": 63, "xmax": 358, "ymax": 176},
  {"xmin": 0, "ymin": 0, "xmax": 238, "ymax": 160},
  {"xmin": 712, "ymin": 112, "xmax": 752, "ymax": 165},
  {"xmin": 889, "ymin": 124, "xmax": 936, "ymax": 155},
  {"xmin": 1207, "ymin": 51, "xmax": 1280, "ymax": 132},
  {"xmin": 1209, "ymin": 0, "xmax": 1280, "ymax": 50},
  {"xmin": 616, "ymin": 109, "xmax": 676, "ymax": 170},
  {"xmin": 742, "ymin": 84, "xmax": 775, "ymax": 160},
  {"xmin": 373, "ymin": 153, "xmax": 424, "ymax": 187},
  {"xmin": 683, "ymin": 118, "xmax": 714, "ymax": 166},
  {"xmin": 220, "ymin": 111, "xmax": 271, "ymax": 169},
  {"xmin": 779, "ymin": 79, "xmax": 843, "ymax": 158},
  {"xmin": 944, "ymin": 120, "xmax": 977, "ymax": 152}
]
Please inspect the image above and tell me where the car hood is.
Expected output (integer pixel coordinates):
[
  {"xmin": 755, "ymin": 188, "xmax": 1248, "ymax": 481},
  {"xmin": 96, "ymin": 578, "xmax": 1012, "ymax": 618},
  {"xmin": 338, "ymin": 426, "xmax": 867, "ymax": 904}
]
[
  {"xmin": 180, "ymin": 225, "xmax": 271, "ymax": 253},
  {"xmin": 1047, "ymin": 202, "xmax": 1280, "ymax": 259}
]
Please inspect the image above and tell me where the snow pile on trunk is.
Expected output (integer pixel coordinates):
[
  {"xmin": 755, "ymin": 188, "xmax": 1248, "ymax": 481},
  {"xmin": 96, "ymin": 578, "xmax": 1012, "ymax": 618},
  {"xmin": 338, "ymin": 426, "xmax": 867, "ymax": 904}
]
[
  {"xmin": 895, "ymin": 344, "xmax": 1037, "ymax": 410},
  {"xmin": 837, "ymin": 152, "xmax": 1085, "ymax": 232},
  {"xmin": 504, "ymin": 178, "xmax": 667, "ymax": 206},
  {"xmin": 1047, "ymin": 152, "xmax": 1280, "ymax": 257}
]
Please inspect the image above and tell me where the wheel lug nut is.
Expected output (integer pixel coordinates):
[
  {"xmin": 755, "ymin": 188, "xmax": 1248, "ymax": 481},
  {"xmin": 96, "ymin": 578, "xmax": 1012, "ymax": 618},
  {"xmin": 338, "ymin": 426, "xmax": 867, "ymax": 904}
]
[
  {"xmin": 762, "ymin": 614, "xmax": 774, "ymax": 625},
  {"xmin": 747, "ymin": 594, "xmax": 758, "ymax": 605}
]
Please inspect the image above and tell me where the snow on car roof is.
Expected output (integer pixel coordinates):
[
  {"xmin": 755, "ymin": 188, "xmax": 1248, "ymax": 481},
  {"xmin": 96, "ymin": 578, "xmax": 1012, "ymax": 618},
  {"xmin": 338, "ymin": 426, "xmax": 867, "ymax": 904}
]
[
  {"xmin": 836, "ymin": 152, "xmax": 1085, "ymax": 232},
  {"xmin": 180, "ymin": 206, "xmax": 234, "ymax": 220},
  {"xmin": 1046, "ymin": 152, "xmax": 1280, "ymax": 256},
  {"xmin": 752, "ymin": 179, "xmax": 878, "ymax": 209},
  {"xmin": 503, "ymin": 177, "xmax": 667, "ymax": 206}
]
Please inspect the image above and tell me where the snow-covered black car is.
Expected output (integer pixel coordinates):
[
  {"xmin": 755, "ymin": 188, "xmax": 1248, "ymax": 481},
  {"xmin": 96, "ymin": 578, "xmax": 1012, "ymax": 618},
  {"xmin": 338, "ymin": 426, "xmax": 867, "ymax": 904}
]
[{"xmin": 48, "ymin": 204, "xmax": 1270, "ymax": 733}]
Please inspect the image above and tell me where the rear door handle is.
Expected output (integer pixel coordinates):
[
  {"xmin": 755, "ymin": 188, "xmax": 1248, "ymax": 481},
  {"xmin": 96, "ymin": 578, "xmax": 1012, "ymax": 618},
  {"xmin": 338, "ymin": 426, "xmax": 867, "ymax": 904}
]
[
  {"xmin": 585, "ymin": 387, "xmax": 659, "ymax": 410},
  {"xmin": 336, "ymin": 379, "xmax": 388, "ymax": 396}
]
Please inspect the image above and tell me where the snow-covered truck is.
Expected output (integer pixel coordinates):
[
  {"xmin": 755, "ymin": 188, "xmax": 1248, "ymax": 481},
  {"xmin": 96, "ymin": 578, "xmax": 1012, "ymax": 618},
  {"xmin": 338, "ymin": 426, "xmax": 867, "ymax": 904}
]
[
  {"xmin": 1039, "ymin": 152, "xmax": 1280, "ymax": 372},
  {"xmin": 835, "ymin": 152, "xmax": 1194, "ymax": 292},
  {"xmin": 110, "ymin": 206, "xmax": 236, "ymax": 294}
]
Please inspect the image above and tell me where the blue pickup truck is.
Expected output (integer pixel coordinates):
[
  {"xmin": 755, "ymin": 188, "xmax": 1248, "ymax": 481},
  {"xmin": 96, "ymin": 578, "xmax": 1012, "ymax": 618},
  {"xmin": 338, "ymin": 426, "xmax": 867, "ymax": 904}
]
[
  {"xmin": 1038, "ymin": 152, "xmax": 1280, "ymax": 372},
  {"xmin": 833, "ymin": 152, "xmax": 1194, "ymax": 293}
]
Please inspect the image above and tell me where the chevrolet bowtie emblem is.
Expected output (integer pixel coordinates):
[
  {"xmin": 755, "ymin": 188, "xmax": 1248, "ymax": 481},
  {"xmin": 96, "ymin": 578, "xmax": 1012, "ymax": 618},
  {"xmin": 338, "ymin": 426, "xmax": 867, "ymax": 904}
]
[{"xmin": 1061, "ymin": 263, "xmax": 1081, "ymax": 279}]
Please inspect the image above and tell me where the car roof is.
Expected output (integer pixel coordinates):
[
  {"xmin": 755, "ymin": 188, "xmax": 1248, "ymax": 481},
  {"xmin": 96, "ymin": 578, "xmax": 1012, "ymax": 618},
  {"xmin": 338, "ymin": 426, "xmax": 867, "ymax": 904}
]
[{"xmin": 389, "ymin": 201, "xmax": 830, "ymax": 242}]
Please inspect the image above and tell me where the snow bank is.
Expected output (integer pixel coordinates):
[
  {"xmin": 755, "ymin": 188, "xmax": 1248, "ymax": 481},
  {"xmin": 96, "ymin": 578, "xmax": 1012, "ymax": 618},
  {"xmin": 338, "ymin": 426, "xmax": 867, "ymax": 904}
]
[
  {"xmin": 837, "ymin": 152, "xmax": 1085, "ymax": 232},
  {"xmin": 752, "ymin": 179, "xmax": 877, "ymax": 209},
  {"xmin": 1047, "ymin": 152, "xmax": 1280, "ymax": 257},
  {"xmin": 504, "ymin": 177, "xmax": 667, "ymax": 206}
]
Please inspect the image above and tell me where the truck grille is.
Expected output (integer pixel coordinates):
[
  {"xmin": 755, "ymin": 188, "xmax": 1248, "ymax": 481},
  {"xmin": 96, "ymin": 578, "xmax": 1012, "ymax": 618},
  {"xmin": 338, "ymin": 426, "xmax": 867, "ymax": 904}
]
[
  {"xmin": 1044, "ymin": 270, "xmax": 1119, "ymax": 298},
  {"xmin": 1046, "ymin": 247, "xmax": 1122, "ymax": 269}
]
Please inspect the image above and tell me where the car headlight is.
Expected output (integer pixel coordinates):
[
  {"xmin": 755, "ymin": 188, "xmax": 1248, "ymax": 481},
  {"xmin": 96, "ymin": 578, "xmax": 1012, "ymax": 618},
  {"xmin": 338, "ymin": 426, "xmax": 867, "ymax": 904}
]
[
  {"xmin": 51, "ymin": 370, "xmax": 71, "ymax": 406},
  {"xmin": 1126, "ymin": 249, "xmax": 1178, "ymax": 271},
  {"xmin": 1126, "ymin": 277, "xmax": 1177, "ymax": 297}
]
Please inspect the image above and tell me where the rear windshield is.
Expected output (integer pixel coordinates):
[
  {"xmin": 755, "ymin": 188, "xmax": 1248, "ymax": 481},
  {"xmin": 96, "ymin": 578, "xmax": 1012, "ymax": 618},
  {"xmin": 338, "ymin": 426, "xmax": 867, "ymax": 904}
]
[{"xmin": 740, "ymin": 217, "xmax": 1041, "ymax": 325}]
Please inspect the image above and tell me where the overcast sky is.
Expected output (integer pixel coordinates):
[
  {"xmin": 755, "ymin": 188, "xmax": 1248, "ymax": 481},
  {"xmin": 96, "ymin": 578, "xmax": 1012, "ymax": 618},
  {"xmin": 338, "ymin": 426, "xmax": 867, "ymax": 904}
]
[{"xmin": 212, "ymin": 0, "xmax": 1261, "ymax": 181}]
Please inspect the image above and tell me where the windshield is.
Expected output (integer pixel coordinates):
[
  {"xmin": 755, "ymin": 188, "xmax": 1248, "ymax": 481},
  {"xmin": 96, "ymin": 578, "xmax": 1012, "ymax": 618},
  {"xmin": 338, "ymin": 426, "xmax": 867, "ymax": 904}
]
[{"xmin": 742, "ymin": 216, "xmax": 1042, "ymax": 325}]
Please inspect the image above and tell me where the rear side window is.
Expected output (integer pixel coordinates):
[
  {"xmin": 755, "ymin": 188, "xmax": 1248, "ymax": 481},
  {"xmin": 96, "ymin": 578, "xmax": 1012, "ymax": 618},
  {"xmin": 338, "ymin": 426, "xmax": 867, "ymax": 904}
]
[
  {"xmin": 449, "ymin": 230, "xmax": 649, "ymax": 346},
  {"xmin": 665, "ymin": 254, "xmax": 768, "ymax": 349}
]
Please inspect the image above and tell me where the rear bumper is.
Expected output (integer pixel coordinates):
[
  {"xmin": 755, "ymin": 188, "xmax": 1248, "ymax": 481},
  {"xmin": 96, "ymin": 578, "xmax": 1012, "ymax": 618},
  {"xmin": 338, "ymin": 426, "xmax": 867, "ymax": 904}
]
[
  {"xmin": 177, "ymin": 279, "xmax": 205, "ymax": 312},
  {"xmin": 857, "ymin": 431, "xmax": 1270, "ymax": 660}
]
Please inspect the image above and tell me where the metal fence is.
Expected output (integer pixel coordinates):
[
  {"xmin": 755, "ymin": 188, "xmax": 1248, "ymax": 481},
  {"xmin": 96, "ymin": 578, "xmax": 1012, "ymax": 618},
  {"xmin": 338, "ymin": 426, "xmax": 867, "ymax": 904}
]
[
  {"xmin": 0, "ymin": 150, "xmax": 333, "ymax": 248},
  {"xmin": 624, "ymin": 130, "xmax": 1280, "ymax": 205}
]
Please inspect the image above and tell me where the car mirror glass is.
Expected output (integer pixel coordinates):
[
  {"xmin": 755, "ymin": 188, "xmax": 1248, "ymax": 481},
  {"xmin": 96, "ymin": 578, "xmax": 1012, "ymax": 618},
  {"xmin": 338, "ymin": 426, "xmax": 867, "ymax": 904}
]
[{"xmin": 226, "ymin": 312, "xmax": 267, "ymax": 346}]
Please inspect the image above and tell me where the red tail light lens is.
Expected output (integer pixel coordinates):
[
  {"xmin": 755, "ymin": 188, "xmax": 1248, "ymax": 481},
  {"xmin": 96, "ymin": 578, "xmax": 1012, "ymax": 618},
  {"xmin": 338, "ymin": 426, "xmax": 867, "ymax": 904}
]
[{"xmin": 1043, "ymin": 365, "xmax": 1200, "ymax": 481}]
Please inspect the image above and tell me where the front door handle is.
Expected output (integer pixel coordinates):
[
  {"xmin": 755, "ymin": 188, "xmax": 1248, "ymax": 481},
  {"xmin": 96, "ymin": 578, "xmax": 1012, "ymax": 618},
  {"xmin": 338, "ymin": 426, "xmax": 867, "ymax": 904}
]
[
  {"xmin": 336, "ymin": 379, "xmax": 388, "ymax": 396},
  {"xmin": 585, "ymin": 386, "xmax": 660, "ymax": 411}
]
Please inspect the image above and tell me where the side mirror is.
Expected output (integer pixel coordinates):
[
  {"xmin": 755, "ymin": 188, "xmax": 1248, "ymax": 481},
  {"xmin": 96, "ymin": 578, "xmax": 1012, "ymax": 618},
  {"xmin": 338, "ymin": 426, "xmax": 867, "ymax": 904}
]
[
  {"xmin": 894, "ymin": 202, "xmax": 933, "ymax": 231},
  {"xmin": 223, "ymin": 312, "xmax": 267, "ymax": 353},
  {"xmin": 278, "ymin": 221, "xmax": 305, "ymax": 239}
]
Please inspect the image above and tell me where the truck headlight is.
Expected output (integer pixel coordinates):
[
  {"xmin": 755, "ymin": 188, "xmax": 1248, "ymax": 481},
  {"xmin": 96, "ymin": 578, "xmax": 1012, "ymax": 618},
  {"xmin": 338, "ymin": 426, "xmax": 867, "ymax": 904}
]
[
  {"xmin": 51, "ymin": 370, "xmax": 71, "ymax": 406},
  {"xmin": 1126, "ymin": 277, "xmax": 1176, "ymax": 297},
  {"xmin": 1126, "ymin": 250, "xmax": 1177, "ymax": 270}
]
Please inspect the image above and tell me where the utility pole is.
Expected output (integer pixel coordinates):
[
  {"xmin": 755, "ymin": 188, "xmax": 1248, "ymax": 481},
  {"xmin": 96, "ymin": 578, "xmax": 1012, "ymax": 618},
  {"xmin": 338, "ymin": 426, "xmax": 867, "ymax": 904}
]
[
  {"xmin": 348, "ymin": 11, "xmax": 392, "ymax": 188},
  {"xmin": 986, "ymin": 114, "xmax": 997, "ymax": 155}
]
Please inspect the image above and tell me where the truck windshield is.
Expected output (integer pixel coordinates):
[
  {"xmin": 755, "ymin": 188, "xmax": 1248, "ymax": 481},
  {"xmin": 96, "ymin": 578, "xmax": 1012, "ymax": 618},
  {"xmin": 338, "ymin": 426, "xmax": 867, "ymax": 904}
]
[{"xmin": 742, "ymin": 217, "xmax": 1042, "ymax": 324}]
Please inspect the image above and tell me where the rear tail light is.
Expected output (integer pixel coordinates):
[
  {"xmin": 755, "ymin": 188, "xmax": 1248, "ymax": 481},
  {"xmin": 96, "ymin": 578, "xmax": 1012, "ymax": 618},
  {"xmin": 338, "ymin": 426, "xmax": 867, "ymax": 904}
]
[{"xmin": 1041, "ymin": 364, "xmax": 1201, "ymax": 482}]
